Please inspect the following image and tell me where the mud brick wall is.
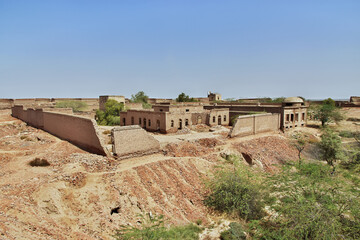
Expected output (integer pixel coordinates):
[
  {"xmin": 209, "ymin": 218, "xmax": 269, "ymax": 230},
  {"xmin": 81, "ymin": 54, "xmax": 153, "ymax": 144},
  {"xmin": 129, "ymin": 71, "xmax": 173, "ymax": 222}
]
[
  {"xmin": 11, "ymin": 106, "xmax": 109, "ymax": 156},
  {"xmin": 229, "ymin": 113, "xmax": 280, "ymax": 137}
]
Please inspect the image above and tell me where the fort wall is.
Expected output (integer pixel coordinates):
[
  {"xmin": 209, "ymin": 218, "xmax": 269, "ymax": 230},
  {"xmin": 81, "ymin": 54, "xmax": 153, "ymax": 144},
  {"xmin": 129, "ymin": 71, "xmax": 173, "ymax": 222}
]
[
  {"xmin": 11, "ymin": 106, "xmax": 109, "ymax": 156},
  {"xmin": 229, "ymin": 113, "xmax": 280, "ymax": 138}
]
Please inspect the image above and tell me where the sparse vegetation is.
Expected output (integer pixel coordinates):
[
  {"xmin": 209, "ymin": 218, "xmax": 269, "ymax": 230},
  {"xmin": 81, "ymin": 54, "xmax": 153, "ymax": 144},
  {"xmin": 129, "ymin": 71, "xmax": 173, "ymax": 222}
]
[
  {"xmin": 114, "ymin": 213, "xmax": 202, "ymax": 240},
  {"xmin": 55, "ymin": 100, "xmax": 88, "ymax": 112}
]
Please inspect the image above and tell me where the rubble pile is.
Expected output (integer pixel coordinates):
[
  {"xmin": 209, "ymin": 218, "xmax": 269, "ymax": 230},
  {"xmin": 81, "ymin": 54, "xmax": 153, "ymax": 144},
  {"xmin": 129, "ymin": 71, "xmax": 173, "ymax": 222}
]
[
  {"xmin": 163, "ymin": 141, "xmax": 213, "ymax": 157},
  {"xmin": 233, "ymin": 136, "xmax": 298, "ymax": 172}
]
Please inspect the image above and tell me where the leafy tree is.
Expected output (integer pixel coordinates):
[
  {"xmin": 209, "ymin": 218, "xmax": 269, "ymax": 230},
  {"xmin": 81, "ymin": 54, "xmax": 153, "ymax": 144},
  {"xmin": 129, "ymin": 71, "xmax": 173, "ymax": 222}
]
[
  {"xmin": 131, "ymin": 91, "xmax": 149, "ymax": 103},
  {"xmin": 95, "ymin": 99, "xmax": 125, "ymax": 126},
  {"xmin": 319, "ymin": 128, "xmax": 343, "ymax": 173},
  {"xmin": 176, "ymin": 93, "xmax": 199, "ymax": 102},
  {"xmin": 314, "ymin": 98, "xmax": 344, "ymax": 126},
  {"xmin": 130, "ymin": 91, "xmax": 152, "ymax": 109},
  {"xmin": 55, "ymin": 100, "xmax": 88, "ymax": 112}
]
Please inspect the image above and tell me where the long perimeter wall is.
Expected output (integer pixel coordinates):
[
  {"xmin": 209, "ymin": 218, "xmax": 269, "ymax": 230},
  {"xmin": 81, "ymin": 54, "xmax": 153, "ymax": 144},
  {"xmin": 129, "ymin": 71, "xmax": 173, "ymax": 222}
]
[
  {"xmin": 11, "ymin": 106, "xmax": 109, "ymax": 156},
  {"xmin": 229, "ymin": 113, "xmax": 280, "ymax": 138}
]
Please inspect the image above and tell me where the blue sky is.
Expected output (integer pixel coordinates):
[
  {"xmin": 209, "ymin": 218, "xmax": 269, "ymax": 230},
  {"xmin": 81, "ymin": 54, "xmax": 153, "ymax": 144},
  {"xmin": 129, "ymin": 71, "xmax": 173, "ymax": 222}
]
[{"xmin": 0, "ymin": 0, "xmax": 359, "ymax": 99}]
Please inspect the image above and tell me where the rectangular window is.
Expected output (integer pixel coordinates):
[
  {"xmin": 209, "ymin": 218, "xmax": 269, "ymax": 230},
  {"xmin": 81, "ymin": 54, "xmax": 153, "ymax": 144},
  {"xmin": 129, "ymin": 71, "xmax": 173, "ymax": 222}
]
[
  {"xmin": 302, "ymin": 113, "xmax": 305, "ymax": 121},
  {"xmin": 186, "ymin": 109, "xmax": 189, "ymax": 112},
  {"xmin": 295, "ymin": 113, "xmax": 299, "ymax": 122},
  {"xmin": 139, "ymin": 118, "xmax": 141, "ymax": 125},
  {"xmin": 286, "ymin": 114, "xmax": 290, "ymax": 122}
]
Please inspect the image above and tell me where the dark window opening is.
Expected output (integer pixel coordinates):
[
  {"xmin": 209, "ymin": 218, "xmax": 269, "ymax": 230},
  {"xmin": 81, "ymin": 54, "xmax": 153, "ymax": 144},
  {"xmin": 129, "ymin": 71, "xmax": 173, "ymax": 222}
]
[
  {"xmin": 131, "ymin": 117, "xmax": 134, "ymax": 125},
  {"xmin": 148, "ymin": 119, "xmax": 151, "ymax": 127},
  {"xmin": 213, "ymin": 116, "xmax": 216, "ymax": 122},
  {"xmin": 185, "ymin": 119, "xmax": 189, "ymax": 126},
  {"xmin": 186, "ymin": 109, "xmax": 189, "ymax": 112},
  {"xmin": 223, "ymin": 115, "xmax": 226, "ymax": 121},
  {"xmin": 171, "ymin": 120, "xmax": 174, "ymax": 127}
]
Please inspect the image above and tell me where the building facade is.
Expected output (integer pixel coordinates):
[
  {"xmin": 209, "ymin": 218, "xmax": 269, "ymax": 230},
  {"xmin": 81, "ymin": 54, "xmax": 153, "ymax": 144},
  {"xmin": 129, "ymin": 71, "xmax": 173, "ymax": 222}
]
[{"xmin": 120, "ymin": 104, "xmax": 229, "ymax": 133}]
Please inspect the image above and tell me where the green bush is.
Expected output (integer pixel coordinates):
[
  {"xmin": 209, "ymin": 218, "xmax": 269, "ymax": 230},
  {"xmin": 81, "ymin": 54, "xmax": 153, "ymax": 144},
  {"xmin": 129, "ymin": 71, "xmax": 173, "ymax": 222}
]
[
  {"xmin": 114, "ymin": 213, "xmax": 202, "ymax": 240},
  {"xmin": 55, "ymin": 100, "xmax": 87, "ymax": 112},
  {"xmin": 95, "ymin": 99, "xmax": 124, "ymax": 126},
  {"xmin": 204, "ymin": 170, "xmax": 264, "ymax": 220},
  {"xmin": 250, "ymin": 162, "xmax": 360, "ymax": 239},
  {"xmin": 220, "ymin": 222, "xmax": 246, "ymax": 240}
]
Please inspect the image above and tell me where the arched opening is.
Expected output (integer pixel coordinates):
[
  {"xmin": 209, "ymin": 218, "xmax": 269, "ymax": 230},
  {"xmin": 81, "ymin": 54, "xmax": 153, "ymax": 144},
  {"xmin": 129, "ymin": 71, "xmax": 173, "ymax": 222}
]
[
  {"xmin": 185, "ymin": 119, "xmax": 189, "ymax": 126},
  {"xmin": 178, "ymin": 119, "xmax": 182, "ymax": 130},
  {"xmin": 143, "ymin": 118, "xmax": 146, "ymax": 129},
  {"xmin": 171, "ymin": 120, "xmax": 174, "ymax": 128},
  {"xmin": 218, "ymin": 115, "xmax": 221, "ymax": 125},
  {"xmin": 131, "ymin": 117, "xmax": 134, "ymax": 125}
]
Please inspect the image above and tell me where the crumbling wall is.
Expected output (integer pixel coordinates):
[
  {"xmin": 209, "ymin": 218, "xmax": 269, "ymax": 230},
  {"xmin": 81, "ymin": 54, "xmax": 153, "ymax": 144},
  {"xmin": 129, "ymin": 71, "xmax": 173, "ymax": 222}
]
[
  {"xmin": 112, "ymin": 126, "xmax": 160, "ymax": 159},
  {"xmin": 11, "ymin": 106, "xmax": 109, "ymax": 156},
  {"xmin": 229, "ymin": 113, "xmax": 280, "ymax": 138}
]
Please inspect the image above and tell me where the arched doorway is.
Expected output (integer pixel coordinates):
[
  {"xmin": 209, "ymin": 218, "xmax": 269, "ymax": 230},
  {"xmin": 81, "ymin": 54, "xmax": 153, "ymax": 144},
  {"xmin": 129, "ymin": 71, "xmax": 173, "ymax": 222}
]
[
  {"xmin": 218, "ymin": 115, "xmax": 221, "ymax": 125},
  {"xmin": 178, "ymin": 119, "xmax": 182, "ymax": 129}
]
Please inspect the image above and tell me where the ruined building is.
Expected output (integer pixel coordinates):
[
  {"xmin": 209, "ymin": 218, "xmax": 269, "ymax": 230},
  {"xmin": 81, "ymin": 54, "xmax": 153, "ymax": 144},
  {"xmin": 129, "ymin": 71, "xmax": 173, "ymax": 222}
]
[
  {"xmin": 206, "ymin": 97, "xmax": 308, "ymax": 131},
  {"xmin": 120, "ymin": 103, "xmax": 229, "ymax": 133}
]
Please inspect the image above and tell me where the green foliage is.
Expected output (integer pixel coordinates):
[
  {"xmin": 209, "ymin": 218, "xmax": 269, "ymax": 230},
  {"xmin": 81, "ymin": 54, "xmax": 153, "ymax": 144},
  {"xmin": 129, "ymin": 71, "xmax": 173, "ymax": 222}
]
[
  {"xmin": 131, "ymin": 91, "xmax": 149, "ymax": 104},
  {"xmin": 220, "ymin": 222, "xmax": 246, "ymax": 240},
  {"xmin": 250, "ymin": 162, "xmax": 360, "ymax": 239},
  {"xmin": 292, "ymin": 132, "xmax": 308, "ymax": 162},
  {"xmin": 204, "ymin": 169, "xmax": 265, "ymax": 220},
  {"xmin": 319, "ymin": 128, "xmax": 344, "ymax": 171},
  {"xmin": 313, "ymin": 98, "xmax": 344, "ymax": 126},
  {"xmin": 55, "ymin": 100, "xmax": 87, "ymax": 112},
  {"xmin": 114, "ymin": 213, "xmax": 202, "ymax": 240},
  {"xmin": 95, "ymin": 99, "xmax": 125, "ymax": 126},
  {"xmin": 176, "ymin": 93, "xmax": 199, "ymax": 102}
]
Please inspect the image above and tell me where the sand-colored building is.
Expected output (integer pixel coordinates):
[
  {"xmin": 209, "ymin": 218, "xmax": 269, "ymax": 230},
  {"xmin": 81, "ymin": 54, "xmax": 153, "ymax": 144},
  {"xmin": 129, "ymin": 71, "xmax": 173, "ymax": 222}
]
[{"xmin": 120, "ymin": 103, "xmax": 229, "ymax": 133}]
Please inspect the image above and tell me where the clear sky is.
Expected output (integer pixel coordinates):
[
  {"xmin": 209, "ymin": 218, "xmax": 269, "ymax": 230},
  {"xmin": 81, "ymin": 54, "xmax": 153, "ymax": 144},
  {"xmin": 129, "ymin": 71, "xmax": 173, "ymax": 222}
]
[{"xmin": 0, "ymin": 0, "xmax": 359, "ymax": 99}]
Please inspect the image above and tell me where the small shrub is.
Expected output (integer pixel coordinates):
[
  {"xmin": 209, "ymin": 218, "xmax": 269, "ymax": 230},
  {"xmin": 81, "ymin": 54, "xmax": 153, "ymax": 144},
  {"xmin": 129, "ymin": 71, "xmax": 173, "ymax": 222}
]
[
  {"xmin": 56, "ymin": 100, "xmax": 87, "ymax": 112},
  {"xmin": 204, "ymin": 170, "xmax": 264, "ymax": 220},
  {"xmin": 220, "ymin": 222, "xmax": 246, "ymax": 240},
  {"xmin": 114, "ymin": 213, "xmax": 202, "ymax": 240},
  {"xmin": 29, "ymin": 158, "xmax": 50, "ymax": 167}
]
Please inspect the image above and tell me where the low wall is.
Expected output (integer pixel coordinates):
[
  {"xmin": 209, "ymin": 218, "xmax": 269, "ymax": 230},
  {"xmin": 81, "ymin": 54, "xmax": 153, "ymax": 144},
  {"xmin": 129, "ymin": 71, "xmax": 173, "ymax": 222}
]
[
  {"xmin": 229, "ymin": 113, "xmax": 280, "ymax": 138},
  {"xmin": 11, "ymin": 106, "xmax": 109, "ymax": 156},
  {"xmin": 112, "ymin": 126, "xmax": 160, "ymax": 159}
]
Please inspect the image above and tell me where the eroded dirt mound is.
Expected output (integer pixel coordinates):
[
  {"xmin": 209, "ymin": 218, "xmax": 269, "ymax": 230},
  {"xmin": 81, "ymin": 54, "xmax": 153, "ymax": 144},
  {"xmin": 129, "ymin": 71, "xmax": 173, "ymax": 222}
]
[
  {"xmin": 163, "ymin": 141, "xmax": 213, "ymax": 157},
  {"xmin": 233, "ymin": 136, "xmax": 298, "ymax": 172}
]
